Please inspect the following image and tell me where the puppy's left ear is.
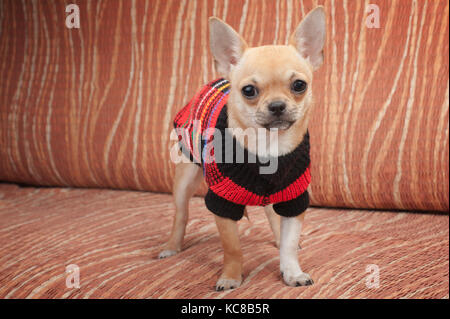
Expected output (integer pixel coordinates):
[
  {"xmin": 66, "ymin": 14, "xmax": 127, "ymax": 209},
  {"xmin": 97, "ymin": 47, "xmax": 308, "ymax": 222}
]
[
  {"xmin": 289, "ymin": 6, "xmax": 326, "ymax": 70},
  {"xmin": 209, "ymin": 17, "xmax": 248, "ymax": 77}
]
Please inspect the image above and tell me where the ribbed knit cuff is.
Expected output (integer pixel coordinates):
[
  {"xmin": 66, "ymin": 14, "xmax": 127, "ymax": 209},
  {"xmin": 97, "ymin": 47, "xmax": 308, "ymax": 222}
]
[
  {"xmin": 273, "ymin": 191, "xmax": 309, "ymax": 217},
  {"xmin": 205, "ymin": 190, "xmax": 245, "ymax": 221}
]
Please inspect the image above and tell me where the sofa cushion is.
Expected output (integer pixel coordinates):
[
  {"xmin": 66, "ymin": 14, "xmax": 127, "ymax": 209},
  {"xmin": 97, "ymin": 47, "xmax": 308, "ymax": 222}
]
[
  {"xmin": 0, "ymin": 0, "xmax": 448, "ymax": 212},
  {"xmin": 0, "ymin": 183, "xmax": 447, "ymax": 298}
]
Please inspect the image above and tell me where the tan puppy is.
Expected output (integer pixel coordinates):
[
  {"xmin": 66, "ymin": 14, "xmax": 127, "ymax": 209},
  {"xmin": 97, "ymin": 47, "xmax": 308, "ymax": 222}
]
[{"xmin": 160, "ymin": 7, "xmax": 326, "ymax": 291}]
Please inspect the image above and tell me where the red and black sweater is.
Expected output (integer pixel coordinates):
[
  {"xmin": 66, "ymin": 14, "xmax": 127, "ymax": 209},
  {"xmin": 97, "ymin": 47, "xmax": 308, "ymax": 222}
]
[{"xmin": 173, "ymin": 78, "xmax": 311, "ymax": 220}]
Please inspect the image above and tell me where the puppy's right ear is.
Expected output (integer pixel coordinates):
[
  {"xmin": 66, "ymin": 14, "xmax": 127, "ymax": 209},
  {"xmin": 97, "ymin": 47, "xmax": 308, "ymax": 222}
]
[
  {"xmin": 289, "ymin": 7, "xmax": 326, "ymax": 70},
  {"xmin": 209, "ymin": 17, "xmax": 248, "ymax": 77}
]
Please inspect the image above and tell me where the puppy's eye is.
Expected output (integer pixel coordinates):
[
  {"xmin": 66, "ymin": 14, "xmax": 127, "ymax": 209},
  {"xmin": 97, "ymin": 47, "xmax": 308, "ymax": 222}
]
[
  {"xmin": 241, "ymin": 85, "xmax": 259, "ymax": 99},
  {"xmin": 291, "ymin": 80, "xmax": 307, "ymax": 94}
]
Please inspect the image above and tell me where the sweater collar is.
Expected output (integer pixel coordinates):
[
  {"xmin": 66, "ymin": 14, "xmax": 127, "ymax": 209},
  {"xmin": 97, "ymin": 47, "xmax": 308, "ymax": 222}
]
[{"xmin": 214, "ymin": 105, "xmax": 310, "ymax": 185}]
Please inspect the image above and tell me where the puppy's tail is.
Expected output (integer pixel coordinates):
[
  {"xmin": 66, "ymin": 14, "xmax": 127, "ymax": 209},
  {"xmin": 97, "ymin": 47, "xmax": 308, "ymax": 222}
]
[{"xmin": 243, "ymin": 207, "xmax": 250, "ymax": 222}]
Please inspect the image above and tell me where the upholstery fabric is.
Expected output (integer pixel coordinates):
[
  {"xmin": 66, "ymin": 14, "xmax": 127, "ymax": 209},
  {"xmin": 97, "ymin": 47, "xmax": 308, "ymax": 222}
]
[
  {"xmin": 0, "ymin": 183, "xmax": 448, "ymax": 299},
  {"xmin": 0, "ymin": 0, "xmax": 448, "ymax": 212}
]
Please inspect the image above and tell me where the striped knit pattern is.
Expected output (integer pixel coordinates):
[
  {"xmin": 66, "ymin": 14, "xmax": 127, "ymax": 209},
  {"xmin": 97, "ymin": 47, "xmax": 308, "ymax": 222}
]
[{"xmin": 173, "ymin": 78, "xmax": 230, "ymax": 165}]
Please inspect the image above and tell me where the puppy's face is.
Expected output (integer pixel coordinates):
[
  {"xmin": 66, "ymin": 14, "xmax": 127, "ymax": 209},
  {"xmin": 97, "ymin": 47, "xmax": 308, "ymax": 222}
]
[
  {"xmin": 228, "ymin": 45, "xmax": 313, "ymax": 131},
  {"xmin": 209, "ymin": 7, "xmax": 325, "ymax": 133}
]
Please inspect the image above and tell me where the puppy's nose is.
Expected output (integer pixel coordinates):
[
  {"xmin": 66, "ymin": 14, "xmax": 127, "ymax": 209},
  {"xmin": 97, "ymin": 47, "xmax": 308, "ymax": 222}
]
[{"xmin": 268, "ymin": 101, "xmax": 286, "ymax": 116}]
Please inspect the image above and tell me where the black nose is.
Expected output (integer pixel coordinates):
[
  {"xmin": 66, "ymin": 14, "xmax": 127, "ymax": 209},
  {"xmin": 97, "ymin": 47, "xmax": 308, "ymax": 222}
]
[{"xmin": 268, "ymin": 101, "xmax": 286, "ymax": 116}]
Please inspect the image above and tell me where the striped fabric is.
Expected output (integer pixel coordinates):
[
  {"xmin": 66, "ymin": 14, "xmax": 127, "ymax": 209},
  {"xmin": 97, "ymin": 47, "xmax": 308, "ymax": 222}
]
[
  {"xmin": 0, "ymin": 0, "xmax": 448, "ymax": 212},
  {"xmin": 0, "ymin": 183, "xmax": 448, "ymax": 298},
  {"xmin": 173, "ymin": 78, "xmax": 230, "ymax": 165}
]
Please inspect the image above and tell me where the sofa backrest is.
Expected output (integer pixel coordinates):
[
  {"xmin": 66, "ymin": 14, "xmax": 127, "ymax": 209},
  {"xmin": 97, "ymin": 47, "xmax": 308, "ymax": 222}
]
[{"xmin": 0, "ymin": 0, "xmax": 448, "ymax": 212}]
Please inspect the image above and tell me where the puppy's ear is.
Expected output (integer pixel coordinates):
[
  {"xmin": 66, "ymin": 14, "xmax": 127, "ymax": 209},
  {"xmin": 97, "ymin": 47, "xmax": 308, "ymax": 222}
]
[
  {"xmin": 209, "ymin": 17, "xmax": 248, "ymax": 77},
  {"xmin": 289, "ymin": 6, "xmax": 326, "ymax": 70}
]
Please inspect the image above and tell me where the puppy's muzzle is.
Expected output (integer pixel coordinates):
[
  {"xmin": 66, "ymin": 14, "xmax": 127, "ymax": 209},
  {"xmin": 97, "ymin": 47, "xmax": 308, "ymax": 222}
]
[
  {"xmin": 260, "ymin": 101, "xmax": 295, "ymax": 130},
  {"xmin": 268, "ymin": 101, "xmax": 286, "ymax": 117}
]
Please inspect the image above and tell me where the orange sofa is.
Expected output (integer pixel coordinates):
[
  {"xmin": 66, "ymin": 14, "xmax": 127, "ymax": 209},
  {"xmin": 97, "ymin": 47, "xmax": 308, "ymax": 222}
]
[{"xmin": 0, "ymin": 0, "xmax": 448, "ymax": 298}]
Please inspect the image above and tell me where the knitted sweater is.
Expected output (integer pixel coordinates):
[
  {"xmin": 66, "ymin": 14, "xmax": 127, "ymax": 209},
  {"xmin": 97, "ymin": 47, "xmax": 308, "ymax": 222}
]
[{"xmin": 173, "ymin": 78, "xmax": 311, "ymax": 220}]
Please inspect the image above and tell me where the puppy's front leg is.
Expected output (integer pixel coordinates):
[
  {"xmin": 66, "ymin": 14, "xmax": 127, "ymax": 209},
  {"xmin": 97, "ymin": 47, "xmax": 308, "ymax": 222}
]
[
  {"xmin": 280, "ymin": 213, "xmax": 313, "ymax": 286},
  {"xmin": 214, "ymin": 215, "xmax": 243, "ymax": 291}
]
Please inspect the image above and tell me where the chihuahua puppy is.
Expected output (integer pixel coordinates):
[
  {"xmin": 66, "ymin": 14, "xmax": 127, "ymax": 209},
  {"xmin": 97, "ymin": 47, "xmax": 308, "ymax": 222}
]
[{"xmin": 160, "ymin": 7, "xmax": 326, "ymax": 291}]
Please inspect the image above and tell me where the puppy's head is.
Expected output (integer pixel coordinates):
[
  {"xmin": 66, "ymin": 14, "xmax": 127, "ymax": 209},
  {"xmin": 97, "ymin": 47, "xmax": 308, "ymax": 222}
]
[{"xmin": 209, "ymin": 7, "xmax": 325, "ymax": 133}]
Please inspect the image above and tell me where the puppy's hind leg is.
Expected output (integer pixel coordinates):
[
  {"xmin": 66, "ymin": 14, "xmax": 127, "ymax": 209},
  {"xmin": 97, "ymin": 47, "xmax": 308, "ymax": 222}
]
[
  {"xmin": 158, "ymin": 161, "xmax": 203, "ymax": 259},
  {"xmin": 264, "ymin": 205, "xmax": 281, "ymax": 248}
]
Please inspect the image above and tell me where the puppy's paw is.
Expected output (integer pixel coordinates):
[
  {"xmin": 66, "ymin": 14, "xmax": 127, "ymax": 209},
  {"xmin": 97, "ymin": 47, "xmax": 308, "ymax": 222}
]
[
  {"xmin": 215, "ymin": 278, "xmax": 242, "ymax": 291},
  {"xmin": 281, "ymin": 271, "xmax": 314, "ymax": 287},
  {"xmin": 158, "ymin": 249, "xmax": 178, "ymax": 259}
]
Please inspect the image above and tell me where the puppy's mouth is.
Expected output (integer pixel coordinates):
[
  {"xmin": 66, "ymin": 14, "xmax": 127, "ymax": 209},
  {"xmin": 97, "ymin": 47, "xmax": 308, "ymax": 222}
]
[{"xmin": 262, "ymin": 119, "xmax": 295, "ymax": 130}]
